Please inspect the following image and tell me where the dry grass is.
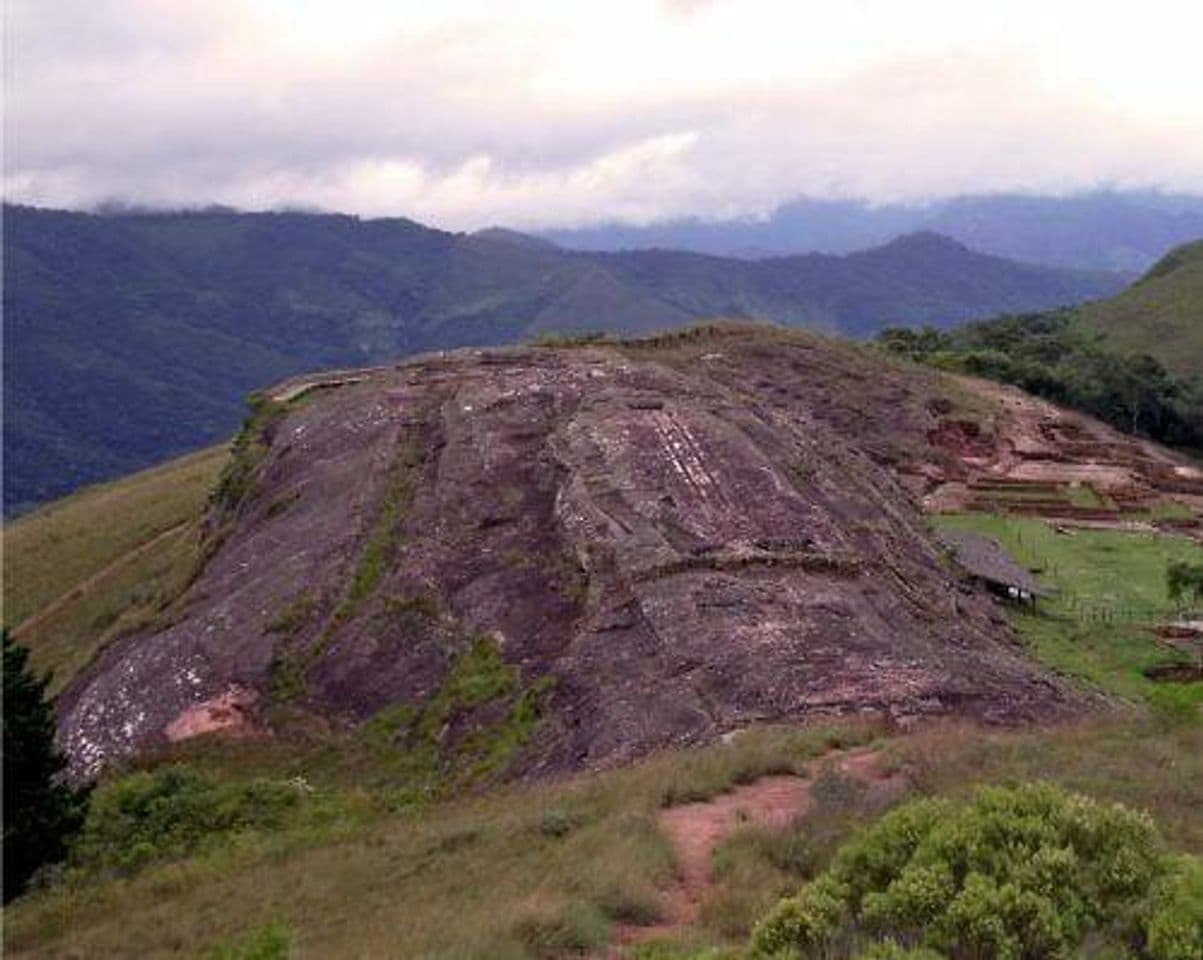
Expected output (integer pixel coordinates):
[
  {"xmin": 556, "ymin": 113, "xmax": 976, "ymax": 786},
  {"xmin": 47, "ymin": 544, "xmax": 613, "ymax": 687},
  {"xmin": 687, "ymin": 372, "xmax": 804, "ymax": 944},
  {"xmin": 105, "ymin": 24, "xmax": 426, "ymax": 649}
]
[
  {"xmin": 16, "ymin": 529, "xmax": 203, "ymax": 697},
  {"xmin": 6, "ymin": 714, "xmax": 1200, "ymax": 958},
  {"xmin": 4, "ymin": 445, "xmax": 226, "ymax": 624},
  {"xmin": 887, "ymin": 719, "xmax": 1203, "ymax": 854},
  {"xmin": 3, "ymin": 723, "xmax": 878, "ymax": 959}
]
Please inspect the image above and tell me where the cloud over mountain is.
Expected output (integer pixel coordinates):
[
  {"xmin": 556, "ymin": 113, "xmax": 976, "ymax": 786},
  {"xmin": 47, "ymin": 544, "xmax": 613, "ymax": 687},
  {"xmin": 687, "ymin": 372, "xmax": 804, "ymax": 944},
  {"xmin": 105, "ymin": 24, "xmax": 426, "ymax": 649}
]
[{"xmin": 6, "ymin": 1, "xmax": 1203, "ymax": 228}]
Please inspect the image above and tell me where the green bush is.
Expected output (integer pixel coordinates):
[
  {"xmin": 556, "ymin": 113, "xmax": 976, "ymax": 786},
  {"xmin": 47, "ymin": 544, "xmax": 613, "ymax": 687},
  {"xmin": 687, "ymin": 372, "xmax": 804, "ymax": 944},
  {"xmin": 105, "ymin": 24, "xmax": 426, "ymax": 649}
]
[
  {"xmin": 1145, "ymin": 857, "xmax": 1203, "ymax": 960},
  {"xmin": 73, "ymin": 765, "xmax": 300, "ymax": 874},
  {"xmin": 203, "ymin": 922, "xmax": 292, "ymax": 960},
  {"xmin": 512, "ymin": 898, "xmax": 610, "ymax": 952},
  {"xmin": 752, "ymin": 783, "xmax": 1201, "ymax": 960},
  {"xmin": 853, "ymin": 943, "xmax": 944, "ymax": 960}
]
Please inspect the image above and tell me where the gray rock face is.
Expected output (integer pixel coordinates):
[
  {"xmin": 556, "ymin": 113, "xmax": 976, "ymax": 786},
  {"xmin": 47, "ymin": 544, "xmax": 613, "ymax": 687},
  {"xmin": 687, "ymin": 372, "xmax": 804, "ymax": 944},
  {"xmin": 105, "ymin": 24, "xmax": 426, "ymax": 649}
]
[{"xmin": 59, "ymin": 329, "xmax": 1080, "ymax": 779}]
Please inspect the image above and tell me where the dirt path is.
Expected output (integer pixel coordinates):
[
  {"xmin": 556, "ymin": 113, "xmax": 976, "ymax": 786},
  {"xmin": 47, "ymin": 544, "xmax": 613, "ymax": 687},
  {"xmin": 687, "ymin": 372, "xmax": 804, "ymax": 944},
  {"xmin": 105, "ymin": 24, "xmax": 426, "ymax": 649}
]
[
  {"xmin": 608, "ymin": 749, "xmax": 897, "ymax": 954},
  {"xmin": 11, "ymin": 521, "xmax": 193, "ymax": 639}
]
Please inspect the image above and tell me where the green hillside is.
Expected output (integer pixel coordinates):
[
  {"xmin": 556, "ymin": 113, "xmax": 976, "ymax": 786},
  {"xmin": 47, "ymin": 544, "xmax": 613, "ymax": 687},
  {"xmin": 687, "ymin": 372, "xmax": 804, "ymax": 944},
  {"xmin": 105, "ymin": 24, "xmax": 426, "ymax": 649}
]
[
  {"xmin": 1, "ymin": 446, "xmax": 225, "ymax": 693},
  {"xmin": 878, "ymin": 310, "xmax": 1203, "ymax": 454},
  {"xmin": 1077, "ymin": 239, "xmax": 1203, "ymax": 378}
]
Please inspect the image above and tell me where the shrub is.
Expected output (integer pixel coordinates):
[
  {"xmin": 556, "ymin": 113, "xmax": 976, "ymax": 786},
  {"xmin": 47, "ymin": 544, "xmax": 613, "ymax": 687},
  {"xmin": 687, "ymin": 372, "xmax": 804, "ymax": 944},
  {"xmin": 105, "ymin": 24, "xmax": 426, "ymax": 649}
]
[
  {"xmin": 203, "ymin": 922, "xmax": 292, "ymax": 960},
  {"xmin": 752, "ymin": 873, "xmax": 850, "ymax": 953},
  {"xmin": 73, "ymin": 765, "xmax": 300, "ymax": 874},
  {"xmin": 853, "ymin": 944, "xmax": 944, "ymax": 960},
  {"xmin": 539, "ymin": 806, "xmax": 582, "ymax": 838},
  {"xmin": 1145, "ymin": 856, "xmax": 1203, "ymax": 960},
  {"xmin": 751, "ymin": 783, "xmax": 1196, "ymax": 960}
]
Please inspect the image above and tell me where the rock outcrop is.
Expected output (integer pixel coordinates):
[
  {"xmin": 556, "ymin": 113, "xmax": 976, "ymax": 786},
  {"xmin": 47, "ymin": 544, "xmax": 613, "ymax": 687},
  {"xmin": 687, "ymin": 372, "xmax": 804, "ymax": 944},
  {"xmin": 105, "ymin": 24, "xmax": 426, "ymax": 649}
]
[{"xmin": 59, "ymin": 327, "xmax": 1081, "ymax": 779}]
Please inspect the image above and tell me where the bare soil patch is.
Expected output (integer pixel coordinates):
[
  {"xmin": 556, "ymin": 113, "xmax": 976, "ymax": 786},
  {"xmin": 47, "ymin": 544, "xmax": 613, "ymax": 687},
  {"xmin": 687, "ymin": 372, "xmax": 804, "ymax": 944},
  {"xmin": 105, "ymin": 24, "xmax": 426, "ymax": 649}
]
[
  {"xmin": 609, "ymin": 748, "xmax": 900, "ymax": 953},
  {"xmin": 922, "ymin": 376, "xmax": 1203, "ymax": 532}
]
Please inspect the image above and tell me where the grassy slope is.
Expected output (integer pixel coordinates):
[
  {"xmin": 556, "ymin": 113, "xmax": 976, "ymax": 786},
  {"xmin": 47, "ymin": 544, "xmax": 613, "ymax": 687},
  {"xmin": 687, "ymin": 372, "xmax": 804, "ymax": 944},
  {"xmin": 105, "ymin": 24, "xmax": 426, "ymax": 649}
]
[
  {"xmin": 2, "ymin": 445, "xmax": 226, "ymax": 692},
  {"xmin": 4, "ymin": 336, "xmax": 1202, "ymax": 957},
  {"xmin": 2, "ymin": 725, "xmax": 876, "ymax": 959},
  {"xmin": 933, "ymin": 514, "xmax": 1203, "ymax": 716},
  {"xmin": 1076, "ymin": 239, "xmax": 1203, "ymax": 378},
  {"xmin": 5, "ymin": 720, "xmax": 1200, "ymax": 959}
]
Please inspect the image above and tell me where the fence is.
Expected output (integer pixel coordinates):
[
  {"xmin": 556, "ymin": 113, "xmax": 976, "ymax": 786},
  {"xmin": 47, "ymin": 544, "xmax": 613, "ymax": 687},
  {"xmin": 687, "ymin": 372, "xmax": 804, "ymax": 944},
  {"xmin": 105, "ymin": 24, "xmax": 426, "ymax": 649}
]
[{"xmin": 1058, "ymin": 598, "xmax": 1201, "ymax": 625}]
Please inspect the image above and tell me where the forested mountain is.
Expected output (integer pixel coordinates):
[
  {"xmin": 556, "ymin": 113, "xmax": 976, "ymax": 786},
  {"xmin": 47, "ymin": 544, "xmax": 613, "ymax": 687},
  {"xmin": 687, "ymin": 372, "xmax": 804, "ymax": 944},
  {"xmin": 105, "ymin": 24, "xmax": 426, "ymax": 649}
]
[
  {"xmin": 2, "ymin": 205, "xmax": 1124, "ymax": 511},
  {"xmin": 542, "ymin": 190, "xmax": 1203, "ymax": 273}
]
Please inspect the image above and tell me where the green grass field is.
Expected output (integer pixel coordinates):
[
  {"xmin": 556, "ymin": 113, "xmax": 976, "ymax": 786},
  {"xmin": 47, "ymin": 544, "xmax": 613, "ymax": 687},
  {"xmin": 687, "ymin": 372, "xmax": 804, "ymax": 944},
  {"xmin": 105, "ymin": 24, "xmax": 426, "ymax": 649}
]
[
  {"xmin": 2, "ymin": 445, "xmax": 227, "ymax": 692},
  {"xmin": 933, "ymin": 514, "xmax": 1203, "ymax": 717}
]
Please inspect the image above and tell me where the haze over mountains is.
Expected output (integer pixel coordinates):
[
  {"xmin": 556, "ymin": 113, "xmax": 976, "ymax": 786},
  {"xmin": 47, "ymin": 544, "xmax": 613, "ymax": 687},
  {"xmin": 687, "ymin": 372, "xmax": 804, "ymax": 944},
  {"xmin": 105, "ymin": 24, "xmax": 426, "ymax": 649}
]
[
  {"xmin": 2, "ymin": 204, "xmax": 1126, "ymax": 513},
  {"xmin": 542, "ymin": 190, "xmax": 1203, "ymax": 273}
]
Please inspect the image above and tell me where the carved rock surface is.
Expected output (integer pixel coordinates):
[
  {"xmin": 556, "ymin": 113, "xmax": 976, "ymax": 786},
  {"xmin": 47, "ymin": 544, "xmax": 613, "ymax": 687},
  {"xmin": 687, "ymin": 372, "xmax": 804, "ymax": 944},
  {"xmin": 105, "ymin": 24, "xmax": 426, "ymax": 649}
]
[{"xmin": 59, "ymin": 329, "xmax": 1081, "ymax": 779}]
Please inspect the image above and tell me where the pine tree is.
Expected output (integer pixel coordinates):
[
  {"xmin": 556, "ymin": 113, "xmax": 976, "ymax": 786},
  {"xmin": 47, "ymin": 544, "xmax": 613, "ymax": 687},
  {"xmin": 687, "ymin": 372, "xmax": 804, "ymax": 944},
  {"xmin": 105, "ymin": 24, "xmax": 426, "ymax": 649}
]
[{"xmin": 2, "ymin": 629, "xmax": 90, "ymax": 902}]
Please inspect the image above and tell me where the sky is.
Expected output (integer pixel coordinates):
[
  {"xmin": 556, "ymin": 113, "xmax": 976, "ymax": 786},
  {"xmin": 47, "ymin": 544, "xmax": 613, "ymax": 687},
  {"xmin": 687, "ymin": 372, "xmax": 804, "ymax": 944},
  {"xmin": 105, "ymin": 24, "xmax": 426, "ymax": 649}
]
[{"xmin": 5, "ymin": 0, "xmax": 1203, "ymax": 229}]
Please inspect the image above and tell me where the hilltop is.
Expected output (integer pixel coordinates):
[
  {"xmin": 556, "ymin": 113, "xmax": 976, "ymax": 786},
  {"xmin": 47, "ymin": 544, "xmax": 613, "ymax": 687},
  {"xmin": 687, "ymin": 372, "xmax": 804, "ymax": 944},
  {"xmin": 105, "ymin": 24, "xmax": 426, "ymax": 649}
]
[
  {"xmin": 49, "ymin": 325, "xmax": 1087, "ymax": 781},
  {"xmin": 2, "ymin": 205, "xmax": 1125, "ymax": 512},
  {"xmin": 1076, "ymin": 239, "xmax": 1203, "ymax": 378}
]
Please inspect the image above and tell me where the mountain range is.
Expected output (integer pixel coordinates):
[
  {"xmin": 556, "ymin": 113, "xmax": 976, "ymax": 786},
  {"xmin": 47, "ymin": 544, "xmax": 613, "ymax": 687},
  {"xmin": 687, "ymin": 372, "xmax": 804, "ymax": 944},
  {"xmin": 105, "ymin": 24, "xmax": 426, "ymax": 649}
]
[
  {"xmin": 2, "ymin": 205, "xmax": 1125, "ymax": 513},
  {"xmin": 541, "ymin": 190, "xmax": 1203, "ymax": 273}
]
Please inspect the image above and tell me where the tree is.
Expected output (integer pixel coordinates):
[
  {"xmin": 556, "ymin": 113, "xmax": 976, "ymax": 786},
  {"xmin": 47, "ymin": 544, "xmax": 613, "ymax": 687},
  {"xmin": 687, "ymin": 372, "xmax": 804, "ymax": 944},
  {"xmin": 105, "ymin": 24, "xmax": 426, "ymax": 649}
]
[
  {"xmin": 2, "ymin": 629, "xmax": 90, "ymax": 901},
  {"xmin": 1167, "ymin": 560, "xmax": 1203, "ymax": 607}
]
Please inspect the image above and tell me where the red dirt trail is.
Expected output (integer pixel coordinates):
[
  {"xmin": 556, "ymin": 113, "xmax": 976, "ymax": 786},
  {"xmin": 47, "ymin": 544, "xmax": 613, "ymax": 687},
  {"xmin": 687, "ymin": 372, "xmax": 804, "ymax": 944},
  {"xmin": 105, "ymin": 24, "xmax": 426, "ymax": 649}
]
[{"xmin": 607, "ymin": 749, "xmax": 898, "ymax": 954}]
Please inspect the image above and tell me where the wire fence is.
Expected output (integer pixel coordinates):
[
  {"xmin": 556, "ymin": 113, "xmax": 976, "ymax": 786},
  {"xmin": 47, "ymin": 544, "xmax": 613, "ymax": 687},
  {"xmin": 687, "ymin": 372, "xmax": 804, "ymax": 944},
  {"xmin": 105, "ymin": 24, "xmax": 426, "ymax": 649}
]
[{"xmin": 1061, "ymin": 602, "xmax": 1202, "ymax": 625}]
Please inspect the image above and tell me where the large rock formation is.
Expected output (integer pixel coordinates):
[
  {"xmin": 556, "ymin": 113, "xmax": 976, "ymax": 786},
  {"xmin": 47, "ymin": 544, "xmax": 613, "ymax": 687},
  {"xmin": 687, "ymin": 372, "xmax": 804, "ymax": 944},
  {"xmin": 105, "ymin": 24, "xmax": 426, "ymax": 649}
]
[{"xmin": 59, "ymin": 327, "xmax": 1080, "ymax": 779}]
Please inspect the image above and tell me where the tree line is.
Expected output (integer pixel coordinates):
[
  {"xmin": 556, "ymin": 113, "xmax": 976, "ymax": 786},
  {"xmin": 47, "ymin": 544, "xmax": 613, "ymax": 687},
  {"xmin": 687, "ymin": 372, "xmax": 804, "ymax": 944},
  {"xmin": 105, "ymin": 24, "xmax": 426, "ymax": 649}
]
[{"xmin": 877, "ymin": 310, "xmax": 1203, "ymax": 453}]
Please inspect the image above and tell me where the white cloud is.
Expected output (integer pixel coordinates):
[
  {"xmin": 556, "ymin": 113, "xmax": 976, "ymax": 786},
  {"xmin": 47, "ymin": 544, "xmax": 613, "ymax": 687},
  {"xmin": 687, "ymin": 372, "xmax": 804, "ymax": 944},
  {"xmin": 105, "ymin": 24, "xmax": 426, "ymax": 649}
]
[{"xmin": 5, "ymin": 0, "xmax": 1203, "ymax": 228}]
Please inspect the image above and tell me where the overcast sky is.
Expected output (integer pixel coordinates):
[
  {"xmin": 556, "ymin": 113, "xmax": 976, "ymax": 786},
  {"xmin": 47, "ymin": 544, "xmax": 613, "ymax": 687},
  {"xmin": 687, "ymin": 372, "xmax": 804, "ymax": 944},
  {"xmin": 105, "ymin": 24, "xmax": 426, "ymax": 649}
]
[{"xmin": 5, "ymin": 0, "xmax": 1203, "ymax": 229}]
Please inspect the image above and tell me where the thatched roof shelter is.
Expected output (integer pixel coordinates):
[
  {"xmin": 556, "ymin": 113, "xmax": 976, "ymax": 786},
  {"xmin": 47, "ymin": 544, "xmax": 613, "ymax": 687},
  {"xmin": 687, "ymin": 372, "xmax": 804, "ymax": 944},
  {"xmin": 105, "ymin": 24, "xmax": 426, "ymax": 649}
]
[{"xmin": 938, "ymin": 529, "xmax": 1054, "ymax": 599}]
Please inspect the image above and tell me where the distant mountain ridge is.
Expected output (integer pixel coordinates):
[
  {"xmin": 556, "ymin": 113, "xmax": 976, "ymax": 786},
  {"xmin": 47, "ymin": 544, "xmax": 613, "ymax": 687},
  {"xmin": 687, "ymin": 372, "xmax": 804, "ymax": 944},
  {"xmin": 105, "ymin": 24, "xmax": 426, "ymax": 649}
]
[
  {"xmin": 541, "ymin": 190, "xmax": 1203, "ymax": 273},
  {"xmin": 2, "ymin": 205, "xmax": 1125, "ymax": 512}
]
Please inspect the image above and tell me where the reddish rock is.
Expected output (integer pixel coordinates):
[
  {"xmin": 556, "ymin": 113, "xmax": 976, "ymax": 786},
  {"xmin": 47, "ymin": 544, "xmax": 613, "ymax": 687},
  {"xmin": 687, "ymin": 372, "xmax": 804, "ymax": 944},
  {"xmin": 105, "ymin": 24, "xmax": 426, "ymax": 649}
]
[{"xmin": 58, "ymin": 330, "xmax": 1084, "ymax": 780}]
